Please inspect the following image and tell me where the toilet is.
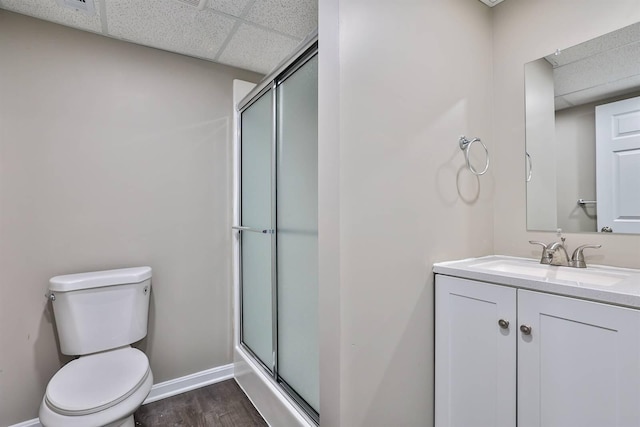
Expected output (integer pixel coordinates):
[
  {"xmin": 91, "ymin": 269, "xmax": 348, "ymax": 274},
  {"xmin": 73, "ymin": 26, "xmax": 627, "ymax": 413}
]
[{"xmin": 39, "ymin": 267, "xmax": 154, "ymax": 427}]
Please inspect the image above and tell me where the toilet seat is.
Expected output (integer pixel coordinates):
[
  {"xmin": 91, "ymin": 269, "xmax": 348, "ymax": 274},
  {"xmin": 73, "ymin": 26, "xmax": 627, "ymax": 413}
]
[
  {"xmin": 39, "ymin": 366, "xmax": 152, "ymax": 427},
  {"xmin": 45, "ymin": 347, "xmax": 150, "ymax": 416}
]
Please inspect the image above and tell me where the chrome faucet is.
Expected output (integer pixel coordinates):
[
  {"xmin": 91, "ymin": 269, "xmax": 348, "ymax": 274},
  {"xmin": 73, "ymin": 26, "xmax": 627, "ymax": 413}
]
[{"xmin": 529, "ymin": 239, "xmax": 601, "ymax": 268}]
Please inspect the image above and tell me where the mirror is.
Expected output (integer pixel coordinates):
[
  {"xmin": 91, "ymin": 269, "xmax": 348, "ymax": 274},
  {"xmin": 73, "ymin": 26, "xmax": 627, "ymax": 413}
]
[{"xmin": 525, "ymin": 22, "xmax": 640, "ymax": 235}]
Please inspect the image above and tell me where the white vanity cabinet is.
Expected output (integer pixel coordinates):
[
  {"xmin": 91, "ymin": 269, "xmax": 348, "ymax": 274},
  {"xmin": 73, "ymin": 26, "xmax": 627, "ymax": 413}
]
[
  {"xmin": 435, "ymin": 274, "xmax": 640, "ymax": 427},
  {"xmin": 435, "ymin": 275, "xmax": 516, "ymax": 427}
]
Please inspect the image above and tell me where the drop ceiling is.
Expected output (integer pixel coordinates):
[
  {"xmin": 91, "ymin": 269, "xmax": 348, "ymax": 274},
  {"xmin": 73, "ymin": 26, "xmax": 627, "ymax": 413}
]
[
  {"xmin": 545, "ymin": 21, "xmax": 640, "ymax": 110},
  {"xmin": 0, "ymin": 0, "xmax": 317, "ymax": 75}
]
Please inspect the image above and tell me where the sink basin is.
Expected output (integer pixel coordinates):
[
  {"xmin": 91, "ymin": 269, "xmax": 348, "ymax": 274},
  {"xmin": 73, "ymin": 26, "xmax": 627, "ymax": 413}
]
[{"xmin": 468, "ymin": 258, "xmax": 631, "ymax": 287}]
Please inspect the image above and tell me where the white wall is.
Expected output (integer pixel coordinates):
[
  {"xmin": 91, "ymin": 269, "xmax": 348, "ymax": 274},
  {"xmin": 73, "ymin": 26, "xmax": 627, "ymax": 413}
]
[
  {"xmin": 0, "ymin": 11, "xmax": 260, "ymax": 426},
  {"xmin": 318, "ymin": 0, "xmax": 342, "ymax": 425},
  {"xmin": 319, "ymin": 0, "xmax": 494, "ymax": 425},
  {"xmin": 493, "ymin": 0, "xmax": 640, "ymax": 266}
]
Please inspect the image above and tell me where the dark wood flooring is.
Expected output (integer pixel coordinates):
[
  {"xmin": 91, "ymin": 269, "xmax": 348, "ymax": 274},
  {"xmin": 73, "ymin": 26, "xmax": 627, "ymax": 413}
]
[{"xmin": 134, "ymin": 379, "xmax": 268, "ymax": 427}]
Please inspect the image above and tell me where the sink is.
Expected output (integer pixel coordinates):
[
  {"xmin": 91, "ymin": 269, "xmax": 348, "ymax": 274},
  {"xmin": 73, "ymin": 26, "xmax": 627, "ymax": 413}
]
[
  {"xmin": 433, "ymin": 255, "xmax": 640, "ymax": 309},
  {"xmin": 468, "ymin": 258, "xmax": 631, "ymax": 287}
]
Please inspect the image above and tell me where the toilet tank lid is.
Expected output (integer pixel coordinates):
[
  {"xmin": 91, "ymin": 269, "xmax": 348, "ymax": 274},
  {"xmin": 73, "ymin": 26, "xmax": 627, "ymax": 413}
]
[{"xmin": 49, "ymin": 266, "xmax": 152, "ymax": 292}]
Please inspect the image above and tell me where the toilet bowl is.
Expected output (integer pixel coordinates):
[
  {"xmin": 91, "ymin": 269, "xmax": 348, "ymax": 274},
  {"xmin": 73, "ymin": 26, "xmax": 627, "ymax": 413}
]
[{"xmin": 39, "ymin": 267, "xmax": 153, "ymax": 427}]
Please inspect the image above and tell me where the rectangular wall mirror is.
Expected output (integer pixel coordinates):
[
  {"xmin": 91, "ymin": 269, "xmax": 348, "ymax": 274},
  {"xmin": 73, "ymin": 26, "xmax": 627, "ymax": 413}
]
[{"xmin": 525, "ymin": 22, "xmax": 640, "ymax": 235}]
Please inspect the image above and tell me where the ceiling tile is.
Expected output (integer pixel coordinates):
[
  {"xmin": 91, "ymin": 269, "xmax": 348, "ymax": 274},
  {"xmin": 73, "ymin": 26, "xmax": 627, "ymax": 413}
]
[
  {"xmin": 553, "ymin": 41, "xmax": 640, "ymax": 97},
  {"xmin": 106, "ymin": 0, "xmax": 236, "ymax": 60},
  {"xmin": 244, "ymin": 0, "xmax": 317, "ymax": 39},
  {"xmin": 217, "ymin": 23, "xmax": 300, "ymax": 74},
  {"xmin": 0, "ymin": 0, "xmax": 102, "ymax": 33},
  {"xmin": 545, "ymin": 22, "xmax": 640, "ymax": 68},
  {"xmin": 560, "ymin": 75, "xmax": 640, "ymax": 108},
  {"xmin": 0, "ymin": 0, "xmax": 316, "ymax": 74},
  {"xmin": 207, "ymin": 0, "xmax": 251, "ymax": 17}
]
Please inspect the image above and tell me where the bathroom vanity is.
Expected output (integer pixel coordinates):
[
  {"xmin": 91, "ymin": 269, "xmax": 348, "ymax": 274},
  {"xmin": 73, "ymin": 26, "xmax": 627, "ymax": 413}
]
[{"xmin": 433, "ymin": 256, "xmax": 640, "ymax": 427}]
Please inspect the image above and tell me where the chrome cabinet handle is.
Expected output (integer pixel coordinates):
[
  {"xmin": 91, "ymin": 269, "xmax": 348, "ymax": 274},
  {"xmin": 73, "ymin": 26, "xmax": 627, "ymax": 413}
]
[
  {"xmin": 498, "ymin": 319, "xmax": 510, "ymax": 329},
  {"xmin": 520, "ymin": 324, "xmax": 532, "ymax": 335}
]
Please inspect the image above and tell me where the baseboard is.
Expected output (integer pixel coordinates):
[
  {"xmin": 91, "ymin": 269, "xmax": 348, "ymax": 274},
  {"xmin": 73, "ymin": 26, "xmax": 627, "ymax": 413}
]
[
  {"xmin": 8, "ymin": 364, "xmax": 234, "ymax": 427},
  {"xmin": 143, "ymin": 363, "xmax": 235, "ymax": 404},
  {"xmin": 7, "ymin": 419, "xmax": 41, "ymax": 427}
]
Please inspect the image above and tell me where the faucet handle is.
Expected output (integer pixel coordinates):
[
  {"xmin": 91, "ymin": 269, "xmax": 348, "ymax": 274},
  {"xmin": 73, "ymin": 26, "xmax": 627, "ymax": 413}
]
[
  {"xmin": 529, "ymin": 241, "xmax": 552, "ymax": 264},
  {"xmin": 529, "ymin": 241, "xmax": 548, "ymax": 249},
  {"xmin": 570, "ymin": 244, "xmax": 602, "ymax": 268}
]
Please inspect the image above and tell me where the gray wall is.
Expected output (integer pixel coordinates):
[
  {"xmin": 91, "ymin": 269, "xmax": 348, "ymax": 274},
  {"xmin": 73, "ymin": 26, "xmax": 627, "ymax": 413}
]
[
  {"xmin": 319, "ymin": 0, "xmax": 494, "ymax": 425},
  {"xmin": 525, "ymin": 58, "xmax": 557, "ymax": 231},
  {"xmin": 5, "ymin": 1, "xmax": 640, "ymax": 426},
  {"xmin": 319, "ymin": 1, "xmax": 640, "ymax": 425},
  {"xmin": 554, "ymin": 90, "xmax": 640, "ymax": 234},
  {"xmin": 493, "ymin": 0, "xmax": 640, "ymax": 266},
  {"xmin": 555, "ymin": 103, "xmax": 598, "ymax": 233},
  {"xmin": 0, "ymin": 11, "xmax": 260, "ymax": 426}
]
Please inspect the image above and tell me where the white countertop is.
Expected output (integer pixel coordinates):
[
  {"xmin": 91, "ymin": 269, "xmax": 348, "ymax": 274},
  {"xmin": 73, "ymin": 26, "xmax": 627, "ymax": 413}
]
[{"xmin": 433, "ymin": 255, "xmax": 640, "ymax": 309}]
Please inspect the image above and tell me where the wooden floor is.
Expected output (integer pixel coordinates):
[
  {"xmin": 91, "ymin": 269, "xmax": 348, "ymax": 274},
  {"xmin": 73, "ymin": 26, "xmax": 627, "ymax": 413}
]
[{"xmin": 134, "ymin": 379, "xmax": 267, "ymax": 427}]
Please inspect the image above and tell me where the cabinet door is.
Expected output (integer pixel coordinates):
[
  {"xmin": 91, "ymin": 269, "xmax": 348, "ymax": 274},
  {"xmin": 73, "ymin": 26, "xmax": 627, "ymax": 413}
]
[
  {"xmin": 518, "ymin": 290, "xmax": 640, "ymax": 427},
  {"xmin": 435, "ymin": 275, "xmax": 517, "ymax": 427}
]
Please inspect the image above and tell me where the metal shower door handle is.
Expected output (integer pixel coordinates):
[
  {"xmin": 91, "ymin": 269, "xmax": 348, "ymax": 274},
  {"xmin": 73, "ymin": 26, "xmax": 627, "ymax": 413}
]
[{"xmin": 232, "ymin": 226, "xmax": 274, "ymax": 234}]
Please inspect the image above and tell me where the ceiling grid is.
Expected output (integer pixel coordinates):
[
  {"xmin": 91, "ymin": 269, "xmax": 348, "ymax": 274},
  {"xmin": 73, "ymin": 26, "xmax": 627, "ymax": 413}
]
[{"xmin": 0, "ymin": 0, "xmax": 318, "ymax": 74}]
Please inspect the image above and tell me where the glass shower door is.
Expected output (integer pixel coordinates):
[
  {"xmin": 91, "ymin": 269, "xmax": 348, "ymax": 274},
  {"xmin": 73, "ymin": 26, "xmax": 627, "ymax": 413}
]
[
  {"xmin": 238, "ymin": 43, "xmax": 318, "ymax": 423},
  {"xmin": 276, "ymin": 55, "xmax": 319, "ymax": 413},
  {"xmin": 240, "ymin": 90, "xmax": 274, "ymax": 371}
]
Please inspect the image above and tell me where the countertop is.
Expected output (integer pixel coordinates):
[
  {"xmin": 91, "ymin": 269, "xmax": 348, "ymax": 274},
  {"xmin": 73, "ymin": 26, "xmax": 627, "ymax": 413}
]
[{"xmin": 433, "ymin": 255, "xmax": 640, "ymax": 309}]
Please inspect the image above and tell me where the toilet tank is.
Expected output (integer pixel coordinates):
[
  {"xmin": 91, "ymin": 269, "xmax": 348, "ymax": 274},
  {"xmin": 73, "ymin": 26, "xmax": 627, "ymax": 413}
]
[{"xmin": 49, "ymin": 267, "xmax": 152, "ymax": 356}]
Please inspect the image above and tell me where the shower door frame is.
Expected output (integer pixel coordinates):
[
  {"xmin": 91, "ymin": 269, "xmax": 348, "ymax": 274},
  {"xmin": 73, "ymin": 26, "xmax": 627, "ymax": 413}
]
[{"xmin": 234, "ymin": 37, "xmax": 319, "ymax": 425}]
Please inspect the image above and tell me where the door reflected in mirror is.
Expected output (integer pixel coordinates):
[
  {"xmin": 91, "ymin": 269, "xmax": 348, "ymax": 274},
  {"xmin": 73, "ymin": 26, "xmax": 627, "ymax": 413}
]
[{"xmin": 525, "ymin": 21, "xmax": 640, "ymax": 235}]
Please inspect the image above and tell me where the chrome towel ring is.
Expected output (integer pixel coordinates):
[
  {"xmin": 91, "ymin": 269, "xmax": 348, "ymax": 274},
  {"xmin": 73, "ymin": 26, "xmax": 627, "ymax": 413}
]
[{"xmin": 459, "ymin": 136, "xmax": 489, "ymax": 176}]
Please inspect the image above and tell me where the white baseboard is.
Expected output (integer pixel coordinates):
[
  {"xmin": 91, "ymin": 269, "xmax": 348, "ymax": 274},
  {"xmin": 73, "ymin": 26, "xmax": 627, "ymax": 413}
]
[
  {"xmin": 9, "ymin": 364, "xmax": 234, "ymax": 427},
  {"xmin": 143, "ymin": 363, "xmax": 234, "ymax": 404},
  {"xmin": 8, "ymin": 419, "xmax": 41, "ymax": 427}
]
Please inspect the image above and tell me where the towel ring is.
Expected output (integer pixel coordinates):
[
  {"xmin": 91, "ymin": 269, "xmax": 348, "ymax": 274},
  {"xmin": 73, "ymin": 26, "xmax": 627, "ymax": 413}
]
[{"xmin": 459, "ymin": 136, "xmax": 489, "ymax": 176}]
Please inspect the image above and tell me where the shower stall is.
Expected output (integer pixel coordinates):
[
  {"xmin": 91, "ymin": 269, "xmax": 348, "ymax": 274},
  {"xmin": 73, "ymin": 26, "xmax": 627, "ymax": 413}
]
[{"xmin": 233, "ymin": 37, "xmax": 318, "ymax": 425}]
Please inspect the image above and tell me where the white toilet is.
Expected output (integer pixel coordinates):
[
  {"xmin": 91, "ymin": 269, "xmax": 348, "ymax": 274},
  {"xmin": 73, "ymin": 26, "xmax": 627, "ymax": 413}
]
[{"xmin": 39, "ymin": 267, "xmax": 154, "ymax": 427}]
